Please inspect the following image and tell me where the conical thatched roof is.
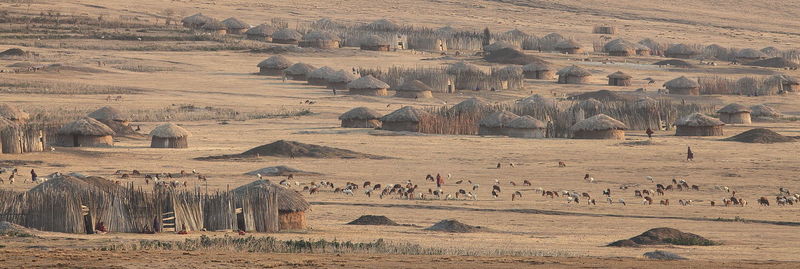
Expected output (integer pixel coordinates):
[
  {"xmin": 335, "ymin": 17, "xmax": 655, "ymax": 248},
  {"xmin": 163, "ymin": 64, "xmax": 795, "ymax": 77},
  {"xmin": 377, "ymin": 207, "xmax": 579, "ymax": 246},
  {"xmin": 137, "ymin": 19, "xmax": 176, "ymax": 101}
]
[
  {"xmin": 273, "ymin": 29, "xmax": 303, "ymax": 40},
  {"xmin": 675, "ymin": 113, "xmax": 724, "ymax": 127},
  {"xmin": 326, "ymin": 70, "xmax": 358, "ymax": 83},
  {"xmin": 201, "ymin": 20, "xmax": 227, "ymax": 30},
  {"xmin": 479, "ymin": 110, "xmax": 519, "ymax": 128},
  {"xmin": 303, "ymin": 31, "xmax": 340, "ymax": 41},
  {"xmin": 347, "ymin": 75, "xmax": 390, "ymax": 89},
  {"xmin": 339, "ymin": 107, "xmax": 383, "ymax": 120},
  {"xmin": 666, "ymin": 44, "xmax": 697, "ymax": 55},
  {"xmin": 87, "ymin": 106, "xmax": 129, "ymax": 122},
  {"xmin": 284, "ymin": 63, "xmax": 316, "ymax": 76},
  {"xmin": 607, "ymin": 71, "xmax": 632, "ymax": 79},
  {"xmin": 232, "ymin": 180, "xmax": 311, "ymax": 212},
  {"xmin": 604, "ymin": 39, "xmax": 636, "ymax": 52},
  {"xmin": 449, "ymin": 97, "xmax": 492, "ymax": 114},
  {"xmin": 750, "ymin": 104, "xmax": 781, "ymax": 118},
  {"xmin": 57, "ymin": 117, "xmax": 115, "ymax": 136},
  {"xmin": 308, "ymin": 66, "xmax": 336, "ymax": 80},
  {"xmin": 505, "ymin": 29, "xmax": 528, "ymax": 37},
  {"xmin": 736, "ymin": 48, "xmax": 767, "ymax": 59},
  {"xmin": 483, "ymin": 41, "xmax": 519, "ymax": 52},
  {"xmin": 506, "ymin": 115, "xmax": 546, "ymax": 129},
  {"xmin": 717, "ymin": 103, "xmax": 751, "ymax": 114},
  {"xmin": 366, "ymin": 19, "xmax": 400, "ymax": 31},
  {"xmin": 245, "ymin": 24, "xmax": 278, "ymax": 36},
  {"xmin": 519, "ymin": 94, "xmax": 556, "ymax": 107},
  {"xmin": 149, "ymin": 123, "xmax": 191, "ymax": 138},
  {"xmin": 447, "ymin": 62, "xmax": 484, "ymax": 74},
  {"xmin": 0, "ymin": 103, "xmax": 30, "ymax": 122},
  {"xmin": 395, "ymin": 80, "xmax": 433, "ymax": 92},
  {"xmin": 664, "ymin": 76, "xmax": 699, "ymax": 88},
  {"xmin": 760, "ymin": 46, "xmax": 780, "ymax": 55},
  {"xmin": 380, "ymin": 106, "xmax": 431, "ymax": 123},
  {"xmin": 556, "ymin": 65, "xmax": 591, "ymax": 77},
  {"xmin": 181, "ymin": 13, "xmax": 215, "ymax": 26},
  {"xmin": 543, "ymin": 32, "xmax": 565, "ymax": 41},
  {"xmin": 555, "ymin": 39, "xmax": 581, "ymax": 49},
  {"xmin": 29, "ymin": 175, "xmax": 126, "ymax": 195},
  {"xmin": 362, "ymin": 35, "xmax": 390, "ymax": 46},
  {"xmin": 522, "ymin": 61, "xmax": 552, "ymax": 72},
  {"xmin": 257, "ymin": 55, "xmax": 293, "ymax": 69},
  {"xmin": 570, "ymin": 114, "xmax": 626, "ymax": 131},
  {"xmin": 221, "ymin": 17, "xmax": 249, "ymax": 29}
]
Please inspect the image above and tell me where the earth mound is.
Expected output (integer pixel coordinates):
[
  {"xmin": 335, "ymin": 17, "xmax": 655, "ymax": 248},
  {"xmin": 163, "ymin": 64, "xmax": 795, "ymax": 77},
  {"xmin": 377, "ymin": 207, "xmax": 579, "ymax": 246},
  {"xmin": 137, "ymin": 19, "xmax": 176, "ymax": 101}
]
[
  {"xmin": 568, "ymin": 90, "xmax": 631, "ymax": 102},
  {"xmin": 653, "ymin": 59, "xmax": 694, "ymax": 68},
  {"xmin": 425, "ymin": 219, "xmax": 485, "ymax": 233},
  {"xmin": 643, "ymin": 250, "xmax": 687, "ymax": 260},
  {"xmin": 198, "ymin": 140, "xmax": 386, "ymax": 160},
  {"xmin": 484, "ymin": 48, "xmax": 547, "ymax": 65},
  {"xmin": 0, "ymin": 48, "xmax": 28, "ymax": 57},
  {"xmin": 723, "ymin": 128, "xmax": 795, "ymax": 143},
  {"xmin": 0, "ymin": 221, "xmax": 36, "ymax": 237},
  {"xmin": 608, "ymin": 227, "xmax": 717, "ymax": 247},
  {"xmin": 244, "ymin": 165, "xmax": 321, "ymax": 177},
  {"xmin": 347, "ymin": 215, "xmax": 400, "ymax": 226},
  {"xmin": 746, "ymin": 57, "xmax": 800, "ymax": 69}
]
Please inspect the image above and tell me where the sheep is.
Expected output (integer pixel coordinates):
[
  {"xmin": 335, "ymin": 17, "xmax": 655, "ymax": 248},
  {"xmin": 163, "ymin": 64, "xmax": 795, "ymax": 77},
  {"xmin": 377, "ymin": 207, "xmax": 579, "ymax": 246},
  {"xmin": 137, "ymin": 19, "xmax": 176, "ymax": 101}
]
[
  {"xmin": 472, "ymin": 183, "xmax": 480, "ymax": 191},
  {"xmin": 342, "ymin": 189, "xmax": 354, "ymax": 196},
  {"xmin": 619, "ymin": 198, "xmax": 626, "ymax": 205},
  {"xmin": 646, "ymin": 176, "xmax": 654, "ymax": 182}
]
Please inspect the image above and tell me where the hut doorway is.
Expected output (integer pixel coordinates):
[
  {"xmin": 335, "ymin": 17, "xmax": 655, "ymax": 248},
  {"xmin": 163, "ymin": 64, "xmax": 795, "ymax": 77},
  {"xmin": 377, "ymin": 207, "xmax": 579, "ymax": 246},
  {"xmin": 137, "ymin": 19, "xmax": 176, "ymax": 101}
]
[
  {"xmin": 236, "ymin": 208, "xmax": 246, "ymax": 231},
  {"xmin": 397, "ymin": 41, "xmax": 404, "ymax": 50},
  {"xmin": 72, "ymin": 136, "xmax": 80, "ymax": 147},
  {"xmin": 82, "ymin": 205, "xmax": 94, "ymax": 234}
]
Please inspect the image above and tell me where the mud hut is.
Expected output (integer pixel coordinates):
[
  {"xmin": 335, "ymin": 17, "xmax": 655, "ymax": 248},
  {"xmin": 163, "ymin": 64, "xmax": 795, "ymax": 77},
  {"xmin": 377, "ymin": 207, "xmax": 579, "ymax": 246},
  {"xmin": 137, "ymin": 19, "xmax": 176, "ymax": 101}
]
[
  {"xmin": 232, "ymin": 180, "xmax": 311, "ymax": 230},
  {"xmin": 607, "ymin": 71, "xmax": 632, "ymax": 86},
  {"xmin": 0, "ymin": 103, "xmax": 30, "ymax": 123},
  {"xmin": 750, "ymin": 104, "xmax": 781, "ymax": 119},
  {"xmin": 675, "ymin": 113, "xmax": 724, "ymax": 136},
  {"xmin": 505, "ymin": 116, "xmax": 546, "ymax": 138},
  {"xmin": 272, "ymin": 29, "xmax": 303, "ymax": 44},
  {"xmin": 570, "ymin": 114, "xmax": 626, "ymax": 139},
  {"xmin": 283, "ymin": 63, "xmax": 316, "ymax": 81},
  {"xmin": 87, "ymin": 106, "xmax": 135, "ymax": 135},
  {"xmin": 365, "ymin": 19, "xmax": 401, "ymax": 31},
  {"xmin": 664, "ymin": 76, "xmax": 700, "ymax": 95},
  {"xmin": 717, "ymin": 103, "xmax": 752, "ymax": 124},
  {"xmin": 201, "ymin": 21, "xmax": 228, "ymax": 35},
  {"xmin": 257, "ymin": 56, "xmax": 293, "ymax": 76},
  {"xmin": 736, "ymin": 48, "xmax": 767, "ymax": 63},
  {"xmin": 522, "ymin": 62, "xmax": 555, "ymax": 79},
  {"xmin": 394, "ymin": 80, "xmax": 434, "ymax": 99},
  {"xmin": 245, "ymin": 24, "xmax": 277, "ymax": 41},
  {"xmin": 325, "ymin": 70, "xmax": 358, "ymax": 89},
  {"xmin": 339, "ymin": 107, "xmax": 383, "ymax": 128},
  {"xmin": 347, "ymin": 75, "xmax": 390, "ymax": 96},
  {"xmin": 605, "ymin": 40, "xmax": 636, "ymax": 56},
  {"xmin": 483, "ymin": 41, "xmax": 519, "ymax": 53},
  {"xmin": 221, "ymin": 17, "xmax": 249, "ymax": 34},
  {"xmin": 448, "ymin": 97, "xmax": 492, "ymax": 115},
  {"xmin": 380, "ymin": 106, "xmax": 431, "ymax": 132},
  {"xmin": 574, "ymin": 98, "xmax": 604, "ymax": 116},
  {"xmin": 555, "ymin": 39, "xmax": 583, "ymax": 54},
  {"xmin": 360, "ymin": 35, "xmax": 391, "ymax": 51},
  {"xmin": 557, "ymin": 65, "xmax": 591, "ymax": 84},
  {"xmin": 57, "ymin": 117, "xmax": 115, "ymax": 147},
  {"xmin": 478, "ymin": 110, "xmax": 519, "ymax": 136},
  {"xmin": 447, "ymin": 62, "xmax": 484, "ymax": 75},
  {"xmin": 665, "ymin": 44, "xmax": 698, "ymax": 59},
  {"xmin": 149, "ymin": 123, "xmax": 191, "ymax": 148},
  {"xmin": 307, "ymin": 66, "xmax": 336, "ymax": 86},
  {"xmin": 300, "ymin": 31, "xmax": 340, "ymax": 49},
  {"xmin": 181, "ymin": 13, "xmax": 214, "ymax": 29}
]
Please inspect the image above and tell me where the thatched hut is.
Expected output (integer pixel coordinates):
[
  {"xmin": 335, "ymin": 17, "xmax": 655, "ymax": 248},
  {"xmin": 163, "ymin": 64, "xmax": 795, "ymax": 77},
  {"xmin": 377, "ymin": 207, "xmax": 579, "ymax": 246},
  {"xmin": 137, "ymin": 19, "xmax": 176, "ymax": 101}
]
[
  {"xmin": 448, "ymin": 97, "xmax": 492, "ymax": 115},
  {"xmin": 750, "ymin": 104, "xmax": 781, "ymax": 119},
  {"xmin": 57, "ymin": 117, "xmax": 115, "ymax": 147},
  {"xmin": 339, "ymin": 107, "xmax": 383, "ymax": 128},
  {"xmin": 607, "ymin": 71, "xmax": 632, "ymax": 86},
  {"xmin": 519, "ymin": 94, "xmax": 556, "ymax": 108},
  {"xmin": 221, "ymin": 17, "xmax": 249, "ymax": 34},
  {"xmin": 736, "ymin": 48, "xmax": 767, "ymax": 63},
  {"xmin": 394, "ymin": 80, "xmax": 434, "ymax": 99},
  {"xmin": 201, "ymin": 21, "xmax": 228, "ymax": 35},
  {"xmin": 149, "ymin": 123, "xmax": 191, "ymax": 148},
  {"xmin": 478, "ymin": 110, "xmax": 519, "ymax": 136},
  {"xmin": 570, "ymin": 114, "xmax": 626, "ymax": 139},
  {"xmin": 325, "ymin": 70, "xmax": 358, "ymax": 89},
  {"xmin": 245, "ymin": 24, "xmax": 277, "ymax": 41},
  {"xmin": 360, "ymin": 35, "xmax": 391, "ymax": 51},
  {"xmin": 257, "ymin": 56, "xmax": 293, "ymax": 76},
  {"xmin": 665, "ymin": 44, "xmax": 697, "ymax": 58},
  {"xmin": 505, "ymin": 116, "xmax": 546, "ymax": 138},
  {"xmin": 300, "ymin": 31, "xmax": 341, "ymax": 49},
  {"xmin": 283, "ymin": 63, "xmax": 316, "ymax": 81},
  {"xmin": 634, "ymin": 43, "xmax": 652, "ymax": 56},
  {"xmin": 483, "ymin": 41, "xmax": 519, "ymax": 53},
  {"xmin": 717, "ymin": 103, "xmax": 752, "ymax": 124},
  {"xmin": 272, "ymin": 29, "xmax": 303, "ymax": 44},
  {"xmin": 605, "ymin": 39, "xmax": 636, "ymax": 56},
  {"xmin": 307, "ymin": 66, "xmax": 336, "ymax": 86},
  {"xmin": 447, "ymin": 62, "xmax": 484, "ymax": 75},
  {"xmin": 557, "ymin": 65, "xmax": 591, "ymax": 84},
  {"xmin": 573, "ymin": 98, "xmax": 604, "ymax": 116},
  {"xmin": 675, "ymin": 113, "xmax": 724, "ymax": 136},
  {"xmin": 766, "ymin": 74, "xmax": 799, "ymax": 93},
  {"xmin": 380, "ymin": 106, "xmax": 431, "ymax": 132},
  {"xmin": 0, "ymin": 103, "xmax": 30, "ymax": 123},
  {"xmin": 522, "ymin": 62, "xmax": 555, "ymax": 79},
  {"xmin": 346, "ymin": 75, "xmax": 390, "ymax": 96},
  {"xmin": 181, "ymin": 13, "xmax": 214, "ymax": 29},
  {"xmin": 232, "ymin": 180, "xmax": 311, "ymax": 230},
  {"xmin": 87, "ymin": 106, "xmax": 135, "ymax": 135},
  {"xmin": 365, "ymin": 19, "xmax": 400, "ymax": 31},
  {"xmin": 555, "ymin": 39, "xmax": 583, "ymax": 54},
  {"xmin": 664, "ymin": 76, "xmax": 700, "ymax": 95}
]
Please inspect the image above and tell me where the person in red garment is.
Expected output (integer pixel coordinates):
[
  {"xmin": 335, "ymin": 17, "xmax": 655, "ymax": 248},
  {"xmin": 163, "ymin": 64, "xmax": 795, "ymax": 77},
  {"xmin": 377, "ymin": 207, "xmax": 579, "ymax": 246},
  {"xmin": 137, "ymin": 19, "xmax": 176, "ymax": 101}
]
[{"xmin": 436, "ymin": 173, "xmax": 444, "ymax": 188}]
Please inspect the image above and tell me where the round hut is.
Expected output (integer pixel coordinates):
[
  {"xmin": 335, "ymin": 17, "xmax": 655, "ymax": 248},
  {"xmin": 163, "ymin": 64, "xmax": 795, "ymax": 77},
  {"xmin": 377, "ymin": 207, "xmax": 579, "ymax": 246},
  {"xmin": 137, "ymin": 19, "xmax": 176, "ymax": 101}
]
[
  {"xmin": 365, "ymin": 19, "xmax": 401, "ymax": 31},
  {"xmin": 87, "ymin": 106, "xmax": 135, "ymax": 135},
  {"xmin": 522, "ymin": 62, "xmax": 555, "ymax": 79},
  {"xmin": 605, "ymin": 39, "xmax": 636, "ymax": 56},
  {"xmin": 0, "ymin": 103, "xmax": 30, "ymax": 123},
  {"xmin": 555, "ymin": 39, "xmax": 583, "ymax": 54},
  {"xmin": 573, "ymin": 98, "xmax": 605, "ymax": 117},
  {"xmin": 750, "ymin": 104, "xmax": 781, "ymax": 119},
  {"xmin": 149, "ymin": 123, "xmax": 191, "ymax": 148},
  {"xmin": 245, "ymin": 24, "xmax": 277, "ymax": 41},
  {"xmin": 221, "ymin": 17, "xmax": 249, "ymax": 34},
  {"xmin": 272, "ymin": 29, "xmax": 303, "ymax": 44},
  {"xmin": 570, "ymin": 114, "xmax": 626, "ymax": 139},
  {"xmin": 283, "ymin": 63, "xmax": 316, "ymax": 81},
  {"xmin": 232, "ymin": 180, "xmax": 311, "ymax": 230},
  {"xmin": 257, "ymin": 56, "xmax": 293, "ymax": 76},
  {"xmin": 766, "ymin": 74, "xmax": 799, "ymax": 93},
  {"xmin": 478, "ymin": 110, "xmax": 519, "ymax": 136},
  {"xmin": 57, "ymin": 117, "xmax": 115, "ymax": 147},
  {"xmin": 665, "ymin": 44, "xmax": 698, "ymax": 59},
  {"xmin": 346, "ymin": 75, "xmax": 390, "ymax": 96},
  {"xmin": 394, "ymin": 80, "xmax": 434, "ymax": 99},
  {"xmin": 505, "ymin": 116, "xmax": 546, "ymax": 138},
  {"xmin": 448, "ymin": 97, "xmax": 492, "ymax": 115},
  {"xmin": 607, "ymin": 71, "xmax": 632, "ymax": 86},
  {"xmin": 307, "ymin": 66, "xmax": 336, "ymax": 86},
  {"xmin": 325, "ymin": 70, "xmax": 359, "ymax": 90},
  {"xmin": 736, "ymin": 49, "xmax": 767, "ymax": 63},
  {"xmin": 447, "ymin": 62, "xmax": 484, "ymax": 75},
  {"xmin": 181, "ymin": 13, "xmax": 214, "ymax": 29},
  {"xmin": 360, "ymin": 35, "xmax": 391, "ymax": 51},
  {"xmin": 201, "ymin": 20, "xmax": 228, "ymax": 35},
  {"xmin": 557, "ymin": 65, "xmax": 591, "ymax": 84},
  {"xmin": 717, "ymin": 103, "xmax": 752, "ymax": 124},
  {"xmin": 339, "ymin": 107, "xmax": 383, "ymax": 128},
  {"xmin": 299, "ymin": 31, "xmax": 341, "ymax": 49},
  {"xmin": 483, "ymin": 41, "xmax": 519, "ymax": 53},
  {"xmin": 380, "ymin": 106, "xmax": 431, "ymax": 132},
  {"xmin": 519, "ymin": 94, "xmax": 556, "ymax": 109},
  {"xmin": 664, "ymin": 76, "xmax": 700, "ymax": 95},
  {"xmin": 675, "ymin": 113, "xmax": 724, "ymax": 136}
]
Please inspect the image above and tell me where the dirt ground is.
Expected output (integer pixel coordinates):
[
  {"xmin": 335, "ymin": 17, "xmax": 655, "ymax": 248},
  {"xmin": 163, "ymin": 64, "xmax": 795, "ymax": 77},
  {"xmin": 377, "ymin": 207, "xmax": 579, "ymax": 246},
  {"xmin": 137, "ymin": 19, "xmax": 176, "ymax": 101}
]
[{"xmin": 1, "ymin": 0, "xmax": 800, "ymax": 267}]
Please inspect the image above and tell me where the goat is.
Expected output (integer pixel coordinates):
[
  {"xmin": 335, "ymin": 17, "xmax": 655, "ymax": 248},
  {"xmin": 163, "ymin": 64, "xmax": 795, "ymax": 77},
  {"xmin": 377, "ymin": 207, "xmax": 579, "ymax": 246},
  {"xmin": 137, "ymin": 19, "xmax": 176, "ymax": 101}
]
[
  {"xmin": 558, "ymin": 161, "xmax": 566, "ymax": 167},
  {"xmin": 619, "ymin": 198, "xmax": 626, "ymax": 205},
  {"xmin": 758, "ymin": 197, "xmax": 769, "ymax": 206},
  {"xmin": 660, "ymin": 199, "xmax": 669, "ymax": 206},
  {"xmin": 493, "ymin": 185, "xmax": 501, "ymax": 193},
  {"xmin": 523, "ymin": 180, "xmax": 532, "ymax": 186},
  {"xmin": 656, "ymin": 189, "xmax": 665, "ymax": 196},
  {"xmin": 643, "ymin": 196, "xmax": 653, "ymax": 205},
  {"xmin": 363, "ymin": 181, "xmax": 371, "ymax": 188},
  {"xmin": 602, "ymin": 189, "xmax": 611, "ymax": 197},
  {"xmin": 691, "ymin": 185, "xmax": 700, "ymax": 191}
]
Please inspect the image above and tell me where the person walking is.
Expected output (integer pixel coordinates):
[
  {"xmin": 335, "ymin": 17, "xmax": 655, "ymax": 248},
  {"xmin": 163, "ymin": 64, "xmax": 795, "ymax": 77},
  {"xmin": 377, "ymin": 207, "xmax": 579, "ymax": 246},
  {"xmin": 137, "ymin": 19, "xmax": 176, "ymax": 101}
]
[
  {"xmin": 30, "ymin": 169, "xmax": 37, "ymax": 183},
  {"xmin": 687, "ymin": 146, "xmax": 694, "ymax": 161},
  {"xmin": 436, "ymin": 173, "xmax": 444, "ymax": 188}
]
